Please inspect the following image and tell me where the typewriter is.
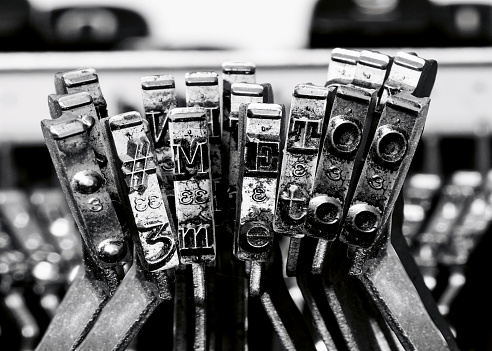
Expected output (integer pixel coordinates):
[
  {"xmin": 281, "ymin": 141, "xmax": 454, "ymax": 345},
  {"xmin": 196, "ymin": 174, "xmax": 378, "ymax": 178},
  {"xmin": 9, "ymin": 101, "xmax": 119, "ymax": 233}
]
[{"xmin": 0, "ymin": 45, "xmax": 491, "ymax": 351}]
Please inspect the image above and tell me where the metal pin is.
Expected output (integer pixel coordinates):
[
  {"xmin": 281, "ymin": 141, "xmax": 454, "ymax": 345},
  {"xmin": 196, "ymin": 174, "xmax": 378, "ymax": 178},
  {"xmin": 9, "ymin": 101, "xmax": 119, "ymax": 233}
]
[
  {"xmin": 273, "ymin": 84, "xmax": 329, "ymax": 236},
  {"xmin": 54, "ymin": 68, "xmax": 108, "ymax": 118},
  {"xmin": 169, "ymin": 107, "xmax": 216, "ymax": 351},
  {"xmin": 234, "ymin": 103, "xmax": 284, "ymax": 264},
  {"xmin": 339, "ymin": 92, "xmax": 431, "ymax": 275},
  {"xmin": 141, "ymin": 75, "xmax": 177, "ymax": 205},
  {"xmin": 108, "ymin": 111, "xmax": 180, "ymax": 296}
]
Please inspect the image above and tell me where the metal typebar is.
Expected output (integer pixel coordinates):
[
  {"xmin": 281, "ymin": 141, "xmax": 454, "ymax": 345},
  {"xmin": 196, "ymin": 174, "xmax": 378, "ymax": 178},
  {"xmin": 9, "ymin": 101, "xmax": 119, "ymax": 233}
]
[
  {"xmin": 169, "ymin": 107, "xmax": 216, "ymax": 351},
  {"xmin": 36, "ymin": 112, "xmax": 128, "ymax": 351},
  {"xmin": 141, "ymin": 75, "xmax": 177, "ymax": 208},
  {"xmin": 220, "ymin": 62, "xmax": 256, "ymax": 351},
  {"xmin": 75, "ymin": 111, "xmax": 180, "ymax": 351}
]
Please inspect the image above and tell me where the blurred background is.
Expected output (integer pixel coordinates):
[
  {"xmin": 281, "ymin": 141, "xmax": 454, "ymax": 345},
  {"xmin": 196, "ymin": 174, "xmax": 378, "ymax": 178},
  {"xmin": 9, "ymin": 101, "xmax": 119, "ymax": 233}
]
[{"xmin": 1, "ymin": 0, "xmax": 492, "ymax": 350}]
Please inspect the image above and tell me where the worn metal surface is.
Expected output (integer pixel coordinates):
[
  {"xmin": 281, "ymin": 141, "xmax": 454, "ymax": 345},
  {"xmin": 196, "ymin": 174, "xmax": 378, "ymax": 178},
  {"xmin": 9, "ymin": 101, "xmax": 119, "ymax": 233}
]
[
  {"xmin": 235, "ymin": 103, "xmax": 284, "ymax": 263},
  {"xmin": 273, "ymin": 84, "xmax": 329, "ymax": 235},
  {"xmin": 41, "ymin": 113, "xmax": 127, "ymax": 286},
  {"xmin": 228, "ymin": 83, "xmax": 272, "ymax": 199},
  {"xmin": 306, "ymin": 85, "xmax": 375, "ymax": 242},
  {"xmin": 34, "ymin": 264, "xmax": 109, "ymax": 351},
  {"xmin": 109, "ymin": 111, "xmax": 179, "ymax": 282},
  {"xmin": 169, "ymin": 107, "xmax": 216, "ymax": 264},
  {"xmin": 185, "ymin": 72, "xmax": 223, "ymax": 222},
  {"xmin": 141, "ymin": 75, "xmax": 177, "ymax": 205},
  {"xmin": 340, "ymin": 92, "xmax": 430, "ymax": 275},
  {"xmin": 74, "ymin": 262, "xmax": 166, "ymax": 351},
  {"xmin": 169, "ymin": 107, "xmax": 215, "ymax": 351}
]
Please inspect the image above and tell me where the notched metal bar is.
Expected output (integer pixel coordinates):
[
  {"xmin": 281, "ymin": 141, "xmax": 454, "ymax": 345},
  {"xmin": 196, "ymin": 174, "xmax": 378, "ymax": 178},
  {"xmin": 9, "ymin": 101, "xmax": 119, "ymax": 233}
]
[
  {"xmin": 339, "ymin": 92, "xmax": 430, "ymax": 275},
  {"xmin": 235, "ymin": 103, "xmax": 284, "ymax": 263},
  {"xmin": 54, "ymin": 68, "xmax": 108, "ymax": 118},
  {"xmin": 273, "ymin": 84, "xmax": 329, "ymax": 236}
]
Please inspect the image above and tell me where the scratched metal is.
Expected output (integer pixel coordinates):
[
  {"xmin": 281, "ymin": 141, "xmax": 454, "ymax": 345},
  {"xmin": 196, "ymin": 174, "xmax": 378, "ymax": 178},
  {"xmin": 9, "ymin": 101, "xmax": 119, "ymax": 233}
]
[
  {"xmin": 306, "ymin": 85, "xmax": 376, "ymax": 241},
  {"xmin": 273, "ymin": 84, "xmax": 329, "ymax": 235},
  {"xmin": 141, "ymin": 75, "xmax": 177, "ymax": 202},
  {"xmin": 185, "ymin": 72, "xmax": 224, "ymax": 223},
  {"xmin": 228, "ymin": 83, "xmax": 271, "ymax": 196},
  {"xmin": 234, "ymin": 103, "xmax": 284, "ymax": 262},
  {"xmin": 169, "ymin": 107, "xmax": 216, "ymax": 264},
  {"xmin": 73, "ymin": 262, "xmax": 165, "ymax": 351},
  {"xmin": 340, "ymin": 92, "xmax": 430, "ymax": 274},
  {"xmin": 326, "ymin": 48, "xmax": 359, "ymax": 86},
  {"xmin": 54, "ymin": 68, "xmax": 108, "ymax": 118},
  {"xmin": 109, "ymin": 111, "xmax": 180, "ymax": 274},
  {"xmin": 41, "ymin": 113, "xmax": 128, "ymax": 283},
  {"xmin": 361, "ymin": 237, "xmax": 458, "ymax": 351}
]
